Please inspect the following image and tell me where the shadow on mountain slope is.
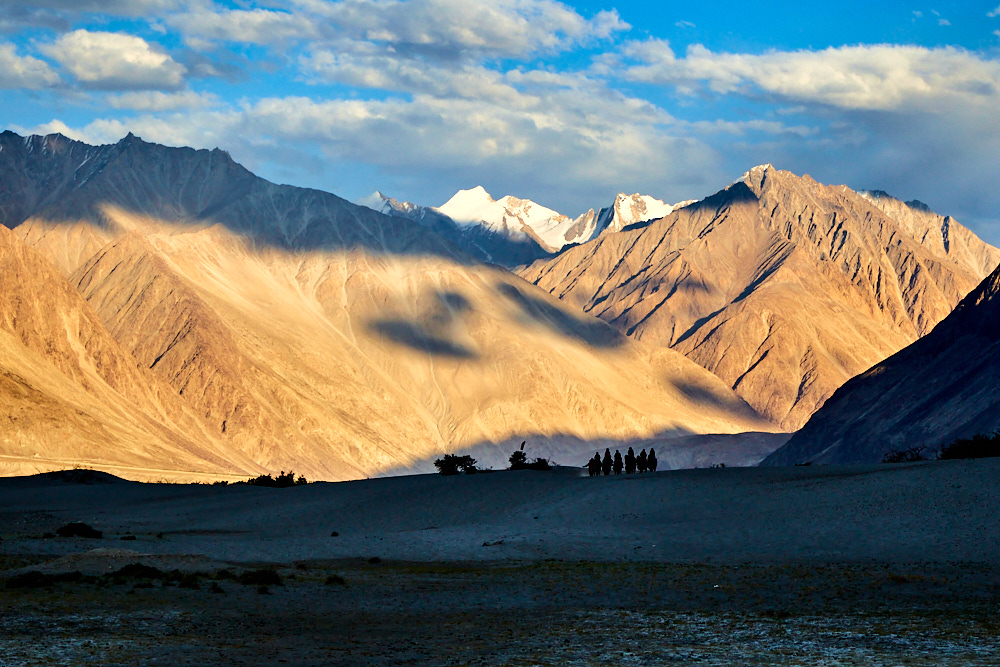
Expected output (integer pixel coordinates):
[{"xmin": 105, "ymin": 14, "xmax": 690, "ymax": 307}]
[{"xmin": 497, "ymin": 282, "xmax": 626, "ymax": 348}]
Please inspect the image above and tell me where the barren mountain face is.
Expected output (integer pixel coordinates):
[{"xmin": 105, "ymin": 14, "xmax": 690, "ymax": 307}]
[
  {"xmin": 0, "ymin": 132, "xmax": 772, "ymax": 481},
  {"xmin": 519, "ymin": 165, "xmax": 1000, "ymax": 430},
  {"xmin": 765, "ymin": 261, "xmax": 1000, "ymax": 464},
  {"xmin": 0, "ymin": 222, "xmax": 262, "ymax": 481}
]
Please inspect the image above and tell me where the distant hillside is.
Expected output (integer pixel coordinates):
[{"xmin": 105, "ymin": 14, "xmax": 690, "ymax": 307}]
[
  {"xmin": 0, "ymin": 131, "xmax": 773, "ymax": 481},
  {"xmin": 764, "ymin": 261, "xmax": 1000, "ymax": 465},
  {"xmin": 519, "ymin": 165, "xmax": 1000, "ymax": 429}
]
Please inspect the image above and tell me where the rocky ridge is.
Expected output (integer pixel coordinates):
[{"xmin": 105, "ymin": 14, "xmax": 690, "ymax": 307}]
[{"xmin": 519, "ymin": 165, "xmax": 1000, "ymax": 430}]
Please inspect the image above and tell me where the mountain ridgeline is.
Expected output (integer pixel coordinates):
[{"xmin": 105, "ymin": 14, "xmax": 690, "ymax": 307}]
[
  {"xmin": 518, "ymin": 165, "xmax": 1000, "ymax": 430},
  {"xmin": 0, "ymin": 131, "xmax": 773, "ymax": 481},
  {"xmin": 764, "ymin": 260, "xmax": 1000, "ymax": 465}
]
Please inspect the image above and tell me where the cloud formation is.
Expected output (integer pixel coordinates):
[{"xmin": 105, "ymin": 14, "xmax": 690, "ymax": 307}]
[
  {"xmin": 0, "ymin": 42, "xmax": 59, "ymax": 88},
  {"xmin": 623, "ymin": 42, "xmax": 1000, "ymax": 112},
  {"xmin": 41, "ymin": 29, "xmax": 187, "ymax": 90}
]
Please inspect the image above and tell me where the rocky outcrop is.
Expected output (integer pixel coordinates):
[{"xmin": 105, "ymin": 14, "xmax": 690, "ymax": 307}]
[
  {"xmin": 519, "ymin": 166, "xmax": 1000, "ymax": 430},
  {"xmin": 764, "ymin": 261, "xmax": 1000, "ymax": 464}
]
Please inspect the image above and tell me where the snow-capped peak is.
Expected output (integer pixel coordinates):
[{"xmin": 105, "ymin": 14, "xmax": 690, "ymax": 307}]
[{"xmin": 355, "ymin": 191, "xmax": 390, "ymax": 212}]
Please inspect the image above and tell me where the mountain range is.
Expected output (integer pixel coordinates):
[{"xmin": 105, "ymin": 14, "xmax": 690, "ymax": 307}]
[
  {"xmin": 0, "ymin": 131, "xmax": 770, "ymax": 481},
  {"xmin": 518, "ymin": 165, "xmax": 1000, "ymax": 430},
  {"xmin": 765, "ymin": 258, "xmax": 1000, "ymax": 464},
  {"xmin": 2, "ymin": 130, "xmax": 997, "ymax": 480},
  {"xmin": 357, "ymin": 187, "xmax": 687, "ymax": 267}
]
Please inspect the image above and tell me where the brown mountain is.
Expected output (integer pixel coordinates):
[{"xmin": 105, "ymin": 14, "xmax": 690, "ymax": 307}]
[
  {"xmin": 0, "ymin": 132, "xmax": 773, "ymax": 480},
  {"xmin": 0, "ymin": 222, "xmax": 262, "ymax": 481},
  {"xmin": 765, "ymin": 261, "xmax": 1000, "ymax": 464},
  {"xmin": 519, "ymin": 165, "xmax": 1000, "ymax": 430}
]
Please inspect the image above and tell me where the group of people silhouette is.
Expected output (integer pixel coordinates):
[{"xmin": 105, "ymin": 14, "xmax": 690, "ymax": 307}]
[{"xmin": 587, "ymin": 447, "xmax": 657, "ymax": 476}]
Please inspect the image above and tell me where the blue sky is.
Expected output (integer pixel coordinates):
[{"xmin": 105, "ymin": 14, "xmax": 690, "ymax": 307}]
[{"xmin": 2, "ymin": 1, "xmax": 1000, "ymax": 242}]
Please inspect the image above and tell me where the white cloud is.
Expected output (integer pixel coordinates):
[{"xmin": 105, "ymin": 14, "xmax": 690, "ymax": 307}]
[
  {"xmin": 42, "ymin": 29, "xmax": 187, "ymax": 90},
  {"xmin": 174, "ymin": 0, "xmax": 628, "ymax": 60},
  {"xmin": 167, "ymin": 7, "xmax": 321, "ymax": 47},
  {"xmin": 913, "ymin": 10, "xmax": 923, "ymax": 18},
  {"xmin": 7, "ymin": 0, "xmax": 184, "ymax": 12},
  {"xmin": 675, "ymin": 20, "xmax": 695, "ymax": 29},
  {"xmin": 938, "ymin": 18, "xmax": 950, "ymax": 26},
  {"xmin": 301, "ymin": 46, "xmax": 531, "ymax": 103},
  {"xmin": 39, "ymin": 77, "xmax": 715, "ymax": 213},
  {"xmin": 0, "ymin": 42, "xmax": 59, "ymax": 88},
  {"xmin": 622, "ymin": 41, "xmax": 1000, "ymax": 112},
  {"xmin": 106, "ymin": 90, "xmax": 217, "ymax": 111},
  {"xmin": 990, "ymin": 5, "xmax": 1000, "ymax": 17}
]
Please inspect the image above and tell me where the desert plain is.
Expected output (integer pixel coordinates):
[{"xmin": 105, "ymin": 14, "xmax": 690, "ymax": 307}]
[{"xmin": 2, "ymin": 460, "xmax": 999, "ymax": 665}]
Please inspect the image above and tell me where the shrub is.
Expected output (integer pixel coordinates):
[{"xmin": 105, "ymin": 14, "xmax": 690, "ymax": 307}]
[
  {"xmin": 324, "ymin": 574, "xmax": 347, "ymax": 586},
  {"xmin": 882, "ymin": 447, "xmax": 929, "ymax": 463},
  {"xmin": 509, "ymin": 450, "xmax": 528, "ymax": 469},
  {"xmin": 238, "ymin": 568, "xmax": 282, "ymax": 586},
  {"xmin": 526, "ymin": 457, "xmax": 551, "ymax": 471},
  {"xmin": 239, "ymin": 471, "xmax": 308, "ymax": 487},
  {"xmin": 434, "ymin": 454, "xmax": 477, "ymax": 475},
  {"xmin": 939, "ymin": 432, "xmax": 1000, "ymax": 460},
  {"xmin": 55, "ymin": 522, "xmax": 102, "ymax": 539}
]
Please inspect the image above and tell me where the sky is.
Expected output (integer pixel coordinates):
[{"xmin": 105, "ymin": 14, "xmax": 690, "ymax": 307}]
[{"xmin": 2, "ymin": 0, "xmax": 1000, "ymax": 242}]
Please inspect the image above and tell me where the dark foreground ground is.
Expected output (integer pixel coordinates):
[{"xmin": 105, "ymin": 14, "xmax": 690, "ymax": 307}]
[{"xmin": 2, "ymin": 461, "xmax": 1000, "ymax": 665}]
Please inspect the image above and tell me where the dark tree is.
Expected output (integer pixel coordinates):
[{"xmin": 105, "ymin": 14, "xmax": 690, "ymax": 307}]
[
  {"xmin": 509, "ymin": 450, "xmax": 529, "ymax": 469},
  {"xmin": 637, "ymin": 449, "xmax": 648, "ymax": 473},
  {"xmin": 647, "ymin": 448, "xmax": 658, "ymax": 472},
  {"xmin": 624, "ymin": 447, "xmax": 636, "ymax": 474},
  {"xmin": 435, "ymin": 454, "xmax": 478, "ymax": 475},
  {"xmin": 613, "ymin": 450, "xmax": 623, "ymax": 475},
  {"xmin": 939, "ymin": 432, "xmax": 1000, "ymax": 460}
]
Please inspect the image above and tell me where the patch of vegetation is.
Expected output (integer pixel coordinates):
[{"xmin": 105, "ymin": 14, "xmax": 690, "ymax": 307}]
[
  {"xmin": 214, "ymin": 471, "xmax": 308, "ymax": 487},
  {"xmin": 939, "ymin": 432, "xmax": 1000, "ymax": 460},
  {"xmin": 238, "ymin": 568, "xmax": 283, "ymax": 587},
  {"xmin": 882, "ymin": 447, "xmax": 930, "ymax": 463},
  {"xmin": 5, "ymin": 570, "xmax": 95, "ymax": 589},
  {"xmin": 434, "ymin": 454, "xmax": 478, "ymax": 475},
  {"xmin": 509, "ymin": 449, "xmax": 552, "ymax": 471},
  {"xmin": 55, "ymin": 522, "xmax": 102, "ymax": 538},
  {"xmin": 324, "ymin": 574, "xmax": 347, "ymax": 586}
]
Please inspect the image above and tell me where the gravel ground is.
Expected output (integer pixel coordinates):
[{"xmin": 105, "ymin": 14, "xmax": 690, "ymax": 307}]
[{"xmin": 2, "ymin": 461, "xmax": 999, "ymax": 664}]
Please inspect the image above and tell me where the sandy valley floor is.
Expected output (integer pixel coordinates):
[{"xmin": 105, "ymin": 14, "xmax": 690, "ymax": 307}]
[{"xmin": 2, "ymin": 461, "xmax": 999, "ymax": 665}]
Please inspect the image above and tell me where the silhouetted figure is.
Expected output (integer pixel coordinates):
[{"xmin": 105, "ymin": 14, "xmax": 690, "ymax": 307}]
[
  {"xmin": 624, "ymin": 447, "xmax": 636, "ymax": 474},
  {"xmin": 588, "ymin": 452, "xmax": 601, "ymax": 477},
  {"xmin": 637, "ymin": 448, "xmax": 648, "ymax": 473},
  {"xmin": 602, "ymin": 448, "xmax": 613, "ymax": 476},
  {"xmin": 647, "ymin": 448, "xmax": 658, "ymax": 473},
  {"xmin": 613, "ymin": 450, "xmax": 623, "ymax": 475}
]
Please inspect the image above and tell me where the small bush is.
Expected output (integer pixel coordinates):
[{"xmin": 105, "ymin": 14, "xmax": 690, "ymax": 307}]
[
  {"xmin": 236, "ymin": 471, "xmax": 308, "ymax": 487},
  {"xmin": 111, "ymin": 563, "xmax": 165, "ymax": 580},
  {"xmin": 55, "ymin": 522, "xmax": 102, "ymax": 538},
  {"xmin": 324, "ymin": 574, "xmax": 347, "ymax": 586},
  {"xmin": 434, "ymin": 454, "xmax": 477, "ymax": 475},
  {"xmin": 882, "ymin": 447, "xmax": 929, "ymax": 463},
  {"xmin": 238, "ymin": 568, "xmax": 282, "ymax": 586},
  {"xmin": 939, "ymin": 432, "xmax": 1000, "ymax": 460},
  {"xmin": 509, "ymin": 450, "xmax": 528, "ymax": 470},
  {"xmin": 6, "ymin": 571, "xmax": 88, "ymax": 589}
]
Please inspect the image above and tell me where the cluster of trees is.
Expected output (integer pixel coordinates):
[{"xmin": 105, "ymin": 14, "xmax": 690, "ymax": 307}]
[
  {"xmin": 882, "ymin": 431, "xmax": 1000, "ymax": 463},
  {"xmin": 433, "ymin": 442, "xmax": 551, "ymax": 475},
  {"xmin": 214, "ymin": 471, "xmax": 308, "ymax": 487}
]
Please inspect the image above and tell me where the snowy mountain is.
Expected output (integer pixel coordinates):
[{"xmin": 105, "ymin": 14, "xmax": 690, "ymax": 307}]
[{"xmin": 357, "ymin": 187, "xmax": 687, "ymax": 266}]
